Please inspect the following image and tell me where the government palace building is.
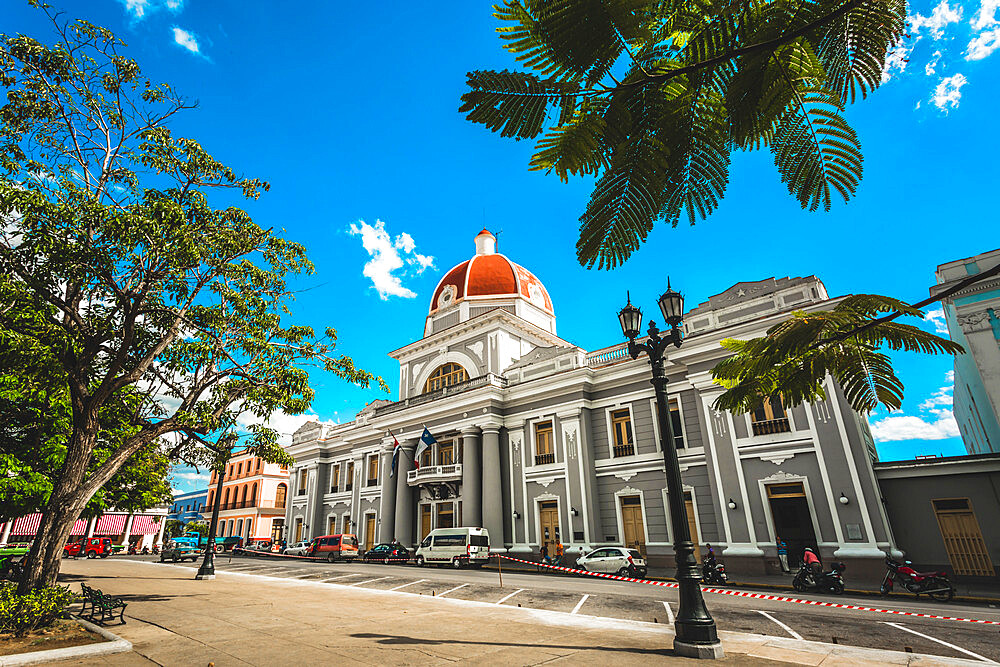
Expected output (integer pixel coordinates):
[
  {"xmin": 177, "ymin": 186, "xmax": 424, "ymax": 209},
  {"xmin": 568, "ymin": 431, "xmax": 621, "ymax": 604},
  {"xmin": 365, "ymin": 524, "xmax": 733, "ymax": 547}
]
[{"xmin": 285, "ymin": 230, "xmax": 898, "ymax": 578}]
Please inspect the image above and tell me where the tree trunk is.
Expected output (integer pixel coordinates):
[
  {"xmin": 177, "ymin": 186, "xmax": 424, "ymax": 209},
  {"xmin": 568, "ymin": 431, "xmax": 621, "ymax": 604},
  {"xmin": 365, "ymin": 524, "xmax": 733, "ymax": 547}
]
[{"xmin": 17, "ymin": 431, "xmax": 96, "ymax": 594}]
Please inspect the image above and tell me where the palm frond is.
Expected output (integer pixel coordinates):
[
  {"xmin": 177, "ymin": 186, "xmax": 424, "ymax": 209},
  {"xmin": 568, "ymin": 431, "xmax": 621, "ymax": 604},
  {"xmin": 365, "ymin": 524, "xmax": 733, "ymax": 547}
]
[{"xmin": 459, "ymin": 70, "xmax": 580, "ymax": 140}]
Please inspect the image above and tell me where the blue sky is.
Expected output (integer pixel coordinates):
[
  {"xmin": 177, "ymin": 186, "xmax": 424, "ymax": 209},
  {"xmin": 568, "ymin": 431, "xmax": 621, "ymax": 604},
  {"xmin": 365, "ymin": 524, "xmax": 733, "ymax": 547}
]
[{"xmin": 5, "ymin": 0, "xmax": 995, "ymax": 492}]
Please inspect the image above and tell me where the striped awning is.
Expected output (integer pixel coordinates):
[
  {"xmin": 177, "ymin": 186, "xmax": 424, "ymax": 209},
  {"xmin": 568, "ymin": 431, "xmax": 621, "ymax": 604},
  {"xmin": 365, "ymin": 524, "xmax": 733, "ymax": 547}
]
[
  {"xmin": 130, "ymin": 516, "xmax": 161, "ymax": 535},
  {"xmin": 71, "ymin": 518, "xmax": 87, "ymax": 534},
  {"xmin": 11, "ymin": 514, "xmax": 41, "ymax": 536},
  {"xmin": 94, "ymin": 514, "xmax": 127, "ymax": 535}
]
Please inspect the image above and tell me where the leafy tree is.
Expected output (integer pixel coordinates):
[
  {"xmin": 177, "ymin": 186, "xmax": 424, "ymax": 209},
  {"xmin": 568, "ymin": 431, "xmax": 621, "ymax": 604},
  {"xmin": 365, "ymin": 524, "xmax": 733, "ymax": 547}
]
[
  {"xmin": 164, "ymin": 519, "xmax": 185, "ymax": 538},
  {"xmin": 183, "ymin": 521, "xmax": 207, "ymax": 537},
  {"xmin": 0, "ymin": 8, "xmax": 383, "ymax": 591},
  {"xmin": 461, "ymin": 0, "xmax": 905, "ymax": 269},
  {"xmin": 460, "ymin": 0, "xmax": 988, "ymax": 417}
]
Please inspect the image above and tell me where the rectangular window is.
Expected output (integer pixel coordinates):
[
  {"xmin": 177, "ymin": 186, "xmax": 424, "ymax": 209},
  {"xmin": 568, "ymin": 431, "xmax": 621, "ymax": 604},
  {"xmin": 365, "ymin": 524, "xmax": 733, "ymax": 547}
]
[
  {"xmin": 611, "ymin": 408, "xmax": 635, "ymax": 457},
  {"xmin": 420, "ymin": 446, "xmax": 432, "ymax": 468},
  {"xmin": 328, "ymin": 516, "xmax": 337, "ymax": 535},
  {"xmin": 534, "ymin": 421, "xmax": 555, "ymax": 465},
  {"xmin": 438, "ymin": 442, "xmax": 454, "ymax": 466},
  {"xmin": 751, "ymin": 396, "xmax": 790, "ymax": 435},
  {"xmin": 367, "ymin": 454, "xmax": 379, "ymax": 486},
  {"xmin": 346, "ymin": 461, "xmax": 354, "ymax": 491},
  {"xmin": 331, "ymin": 464, "xmax": 341, "ymax": 493},
  {"xmin": 342, "ymin": 514, "xmax": 351, "ymax": 534},
  {"xmin": 297, "ymin": 469, "xmax": 308, "ymax": 495},
  {"xmin": 654, "ymin": 398, "xmax": 686, "ymax": 449},
  {"xmin": 437, "ymin": 502, "xmax": 454, "ymax": 529}
]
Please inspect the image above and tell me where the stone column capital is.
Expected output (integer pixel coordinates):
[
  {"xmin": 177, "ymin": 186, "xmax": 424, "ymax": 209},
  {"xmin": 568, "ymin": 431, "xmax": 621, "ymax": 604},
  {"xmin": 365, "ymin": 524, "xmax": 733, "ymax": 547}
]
[
  {"xmin": 480, "ymin": 421, "xmax": 503, "ymax": 435},
  {"xmin": 556, "ymin": 408, "xmax": 582, "ymax": 420},
  {"xmin": 461, "ymin": 426, "xmax": 482, "ymax": 436}
]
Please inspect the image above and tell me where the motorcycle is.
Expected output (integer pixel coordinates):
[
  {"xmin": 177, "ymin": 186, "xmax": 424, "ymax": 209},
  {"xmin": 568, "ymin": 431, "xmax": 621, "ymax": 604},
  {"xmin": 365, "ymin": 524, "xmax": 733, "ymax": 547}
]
[
  {"xmin": 792, "ymin": 561, "xmax": 846, "ymax": 594},
  {"xmin": 141, "ymin": 546, "xmax": 150, "ymax": 555},
  {"xmin": 881, "ymin": 556, "xmax": 954, "ymax": 602},
  {"xmin": 702, "ymin": 557, "xmax": 728, "ymax": 585},
  {"xmin": 127, "ymin": 544, "xmax": 138, "ymax": 555},
  {"xmin": 151, "ymin": 544, "xmax": 160, "ymax": 555}
]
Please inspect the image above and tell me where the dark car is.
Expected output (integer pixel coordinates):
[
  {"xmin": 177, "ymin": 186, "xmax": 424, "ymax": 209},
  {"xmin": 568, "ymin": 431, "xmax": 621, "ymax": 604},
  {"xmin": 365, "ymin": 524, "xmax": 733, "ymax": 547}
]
[
  {"xmin": 63, "ymin": 537, "xmax": 113, "ymax": 559},
  {"xmin": 362, "ymin": 543, "xmax": 410, "ymax": 563}
]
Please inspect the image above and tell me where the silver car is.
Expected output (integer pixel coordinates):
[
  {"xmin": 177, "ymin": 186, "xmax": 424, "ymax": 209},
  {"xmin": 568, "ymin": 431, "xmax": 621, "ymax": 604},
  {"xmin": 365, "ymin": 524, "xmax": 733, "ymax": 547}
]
[
  {"xmin": 576, "ymin": 547, "xmax": 647, "ymax": 577},
  {"xmin": 283, "ymin": 540, "xmax": 312, "ymax": 556}
]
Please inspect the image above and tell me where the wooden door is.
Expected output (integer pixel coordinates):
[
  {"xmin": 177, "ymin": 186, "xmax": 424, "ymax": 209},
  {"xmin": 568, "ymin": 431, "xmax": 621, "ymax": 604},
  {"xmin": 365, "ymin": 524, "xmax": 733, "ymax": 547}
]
[
  {"xmin": 365, "ymin": 514, "xmax": 376, "ymax": 551},
  {"xmin": 620, "ymin": 495, "xmax": 646, "ymax": 557},
  {"xmin": 328, "ymin": 516, "xmax": 337, "ymax": 535},
  {"xmin": 538, "ymin": 501, "xmax": 559, "ymax": 553},
  {"xmin": 294, "ymin": 519, "xmax": 303, "ymax": 542},
  {"xmin": 684, "ymin": 492, "xmax": 700, "ymax": 560},
  {"xmin": 934, "ymin": 499, "xmax": 994, "ymax": 576},
  {"xmin": 420, "ymin": 505, "xmax": 432, "ymax": 541}
]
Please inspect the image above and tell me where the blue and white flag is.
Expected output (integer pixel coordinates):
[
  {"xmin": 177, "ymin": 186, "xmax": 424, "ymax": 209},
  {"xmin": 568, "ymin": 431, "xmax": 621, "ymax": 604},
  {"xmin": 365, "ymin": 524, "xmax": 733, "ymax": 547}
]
[{"xmin": 414, "ymin": 427, "xmax": 436, "ymax": 469}]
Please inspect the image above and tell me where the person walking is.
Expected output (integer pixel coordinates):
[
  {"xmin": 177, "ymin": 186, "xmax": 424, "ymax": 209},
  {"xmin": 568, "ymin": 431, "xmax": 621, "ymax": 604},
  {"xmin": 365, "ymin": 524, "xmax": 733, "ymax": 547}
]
[
  {"xmin": 553, "ymin": 541, "xmax": 564, "ymax": 566},
  {"xmin": 777, "ymin": 538, "xmax": 790, "ymax": 573},
  {"xmin": 539, "ymin": 543, "xmax": 550, "ymax": 565}
]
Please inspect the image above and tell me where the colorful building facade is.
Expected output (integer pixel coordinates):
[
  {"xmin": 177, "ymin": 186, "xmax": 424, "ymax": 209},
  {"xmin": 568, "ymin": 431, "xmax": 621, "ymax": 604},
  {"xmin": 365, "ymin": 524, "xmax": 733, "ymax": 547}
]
[{"xmin": 207, "ymin": 451, "xmax": 289, "ymax": 545}]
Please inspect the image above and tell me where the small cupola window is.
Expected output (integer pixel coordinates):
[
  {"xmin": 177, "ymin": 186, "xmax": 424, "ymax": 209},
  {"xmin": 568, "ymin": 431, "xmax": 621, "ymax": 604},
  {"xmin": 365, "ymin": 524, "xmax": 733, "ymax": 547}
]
[{"xmin": 424, "ymin": 362, "xmax": 469, "ymax": 393}]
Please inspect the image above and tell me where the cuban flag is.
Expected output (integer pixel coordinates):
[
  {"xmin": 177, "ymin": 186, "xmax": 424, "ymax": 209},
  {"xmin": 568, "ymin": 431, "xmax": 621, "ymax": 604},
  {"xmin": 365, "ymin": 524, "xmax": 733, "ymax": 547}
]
[
  {"xmin": 389, "ymin": 432, "xmax": 401, "ymax": 478},
  {"xmin": 414, "ymin": 426, "xmax": 436, "ymax": 469}
]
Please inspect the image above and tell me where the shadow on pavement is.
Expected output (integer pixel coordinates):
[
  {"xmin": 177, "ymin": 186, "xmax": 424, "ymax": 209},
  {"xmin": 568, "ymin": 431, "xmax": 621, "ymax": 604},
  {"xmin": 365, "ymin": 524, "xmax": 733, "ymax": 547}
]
[{"xmin": 351, "ymin": 632, "xmax": 673, "ymax": 656}]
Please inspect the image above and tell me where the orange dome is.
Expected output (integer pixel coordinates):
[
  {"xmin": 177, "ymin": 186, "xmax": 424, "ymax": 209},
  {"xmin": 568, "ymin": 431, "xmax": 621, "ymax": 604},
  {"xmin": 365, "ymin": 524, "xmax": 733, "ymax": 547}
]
[{"xmin": 430, "ymin": 231, "xmax": 553, "ymax": 314}]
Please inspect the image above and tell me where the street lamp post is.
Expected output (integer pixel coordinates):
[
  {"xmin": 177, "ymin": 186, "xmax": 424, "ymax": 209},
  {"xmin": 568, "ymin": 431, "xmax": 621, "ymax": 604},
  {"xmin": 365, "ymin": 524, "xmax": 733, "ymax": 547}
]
[
  {"xmin": 196, "ymin": 459, "xmax": 226, "ymax": 580},
  {"xmin": 618, "ymin": 282, "xmax": 723, "ymax": 659}
]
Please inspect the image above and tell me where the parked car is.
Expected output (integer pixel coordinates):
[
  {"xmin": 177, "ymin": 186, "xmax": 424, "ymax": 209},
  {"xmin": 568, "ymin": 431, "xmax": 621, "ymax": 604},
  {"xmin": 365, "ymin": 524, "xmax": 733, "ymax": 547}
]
[
  {"xmin": 414, "ymin": 527, "xmax": 490, "ymax": 569},
  {"xmin": 308, "ymin": 534, "xmax": 359, "ymax": 562},
  {"xmin": 283, "ymin": 541, "xmax": 312, "ymax": 556},
  {"xmin": 63, "ymin": 538, "xmax": 113, "ymax": 559},
  {"xmin": 160, "ymin": 539, "xmax": 201, "ymax": 563},
  {"xmin": 362, "ymin": 543, "xmax": 411, "ymax": 563},
  {"xmin": 575, "ymin": 547, "xmax": 646, "ymax": 577}
]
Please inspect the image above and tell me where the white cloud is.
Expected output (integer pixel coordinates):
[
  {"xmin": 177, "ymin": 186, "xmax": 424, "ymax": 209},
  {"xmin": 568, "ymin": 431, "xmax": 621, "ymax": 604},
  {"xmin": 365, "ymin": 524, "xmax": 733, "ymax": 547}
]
[
  {"xmin": 925, "ymin": 50, "xmax": 943, "ymax": 74},
  {"xmin": 966, "ymin": 26, "xmax": 1000, "ymax": 59},
  {"xmin": 870, "ymin": 411, "xmax": 960, "ymax": 441},
  {"xmin": 119, "ymin": 0, "xmax": 183, "ymax": 19},
  {"xmin": 870, "ymin": 371, "xmax": 960, "ymax": 442},
  {"xmin": 348, "ymin": 219, "xmax": 435, "ymax": 300},
  {"xmin": 932, "ymin": 73, "xmax": 968, "ymax": 111},
  {"xmin": 924, "ymin": 307, "xmax": 950, "ymax": 334},
  {"xmin": 971, "ymin": 0, "xmax": 1000, "ymax": 30},
  {"xmin": 882, "ymin": 40, "xmax": 915, "ymax": 83},
  {"xmin": 235, "ymin": 408, "xmax": 328, "ymax": 447},
  {"xmin": 910, "ymin": 0, "xmax": 963, "ymax": 39},
  {"xmin": 172, "ymin": 27, "xmax": 200, "ymax": 54},
  {"xmin": 173, "ymin": 471, "xmax": 210, "ymax": 483}
]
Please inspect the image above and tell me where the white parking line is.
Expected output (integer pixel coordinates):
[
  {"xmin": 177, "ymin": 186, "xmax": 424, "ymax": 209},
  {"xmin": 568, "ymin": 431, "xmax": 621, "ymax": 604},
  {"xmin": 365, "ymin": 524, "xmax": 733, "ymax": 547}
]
[
  {"xmin": 389, "ymin": 579, "xmax": 427, "ymax": 591},
  {"xmin": 880, "ymin": 622, "xmax": 997, "ymax": 664},
  {"xmin": 662, "ymin": 601, "xmax": 674, "ymax": 625},
  {"xmin": 496, "ymin": 589, "xmax": 525, "ymax": 605},
  {"xmin": 571, "ymin": 594, "xmax": 590, "ymax": 615},
  {"xmin": 320, "ymin": 574, "xmax": 358, "ymax": 582},
  {"xmin": 753, "ymin": 610, "xmax": 803, "ymax": 640},
  {"xmin": 437, "ymin": 583, "xmax": 469, "ymax": 598},
  {"xmin": 349, "ymin": 576, "xmax": 391, "ymax": 587}
]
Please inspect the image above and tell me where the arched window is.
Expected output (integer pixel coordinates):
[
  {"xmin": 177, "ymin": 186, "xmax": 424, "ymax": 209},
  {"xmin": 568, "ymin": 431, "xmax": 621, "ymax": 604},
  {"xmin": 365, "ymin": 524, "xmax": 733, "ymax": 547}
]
[
  {"xmin": 424, "ymin": 363, "xmax": 468, "ymax": 393},
  {"xmin": 218, "ymin": 520, "xmax": 226, "ymax": 536},
  {"xmin": 224, "ymin": 487, "xmax": 231, "ymax": 506},
  {"xmin": 275, "ymin": 483, "xmax": 287, "ymax": 509},
  {"xmin": 227, "ymin": 519, "xmax": 234, "ymax": 535},
  {"xmin": 245, "ymin": 518, "xmax": 253, "ymax": 539},
  {"xmin": 206, "ymin": 491, "xmax": 214, "ymax": 508},
  {"xmin": 240, "ymin": 485, "xmax": 248, "ymax": 507},
  {"xmin": 250, "ymin": 482, "xmax": 258, "ymax": 507},
  {"xmin": 236, "ymin": 518, "xmax": 243, "ymax": 537}
]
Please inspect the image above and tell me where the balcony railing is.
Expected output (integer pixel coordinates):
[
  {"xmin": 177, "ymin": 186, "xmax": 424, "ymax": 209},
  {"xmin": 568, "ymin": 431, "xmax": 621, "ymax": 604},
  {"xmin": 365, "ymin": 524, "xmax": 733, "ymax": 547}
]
[
  {"xmin": 534, "ymin": 453, "xmax": 555, "ymax": 466},
  {"xmin": 751, "ymin": 417, "xmax": 791, "ymax": 436},
  {"xmin": 586, "ymin": 344, "xmax": 630, "ymax": 367},
  {"xmin": 216, "ymin": 500, "xmax": 286, "ymax": 511},
  {"xmin": 366, "ymin": 478, "xmax": 378, "ymax": 487},
  {"xmin": 407, "ymin": 463, "xmax": 462, "ymax": 486},
  {"xmin": 612, "ymin": 443, "xmax": 636, "ymax": 458},
  {"xmin": 374, "ymin": 374, "xmax": 508, "ymax": 417}
]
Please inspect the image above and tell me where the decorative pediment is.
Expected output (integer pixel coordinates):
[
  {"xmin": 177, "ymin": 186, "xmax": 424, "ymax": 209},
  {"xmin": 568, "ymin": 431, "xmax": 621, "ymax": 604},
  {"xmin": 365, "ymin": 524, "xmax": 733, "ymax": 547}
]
[
  {"xmin": 759, "ymin": 453, "xmax": 795, "ymax": 466},
  {"xmin": 533, "ymin": 491, "xmax": 559, "ymax": 502},
  {"xmin": 760, "ymin": 470, "xmax": 804, "ymax": 483},
  {"xmin": 616, "ymin": 485, "xmax": 641, "ymax": 496},
  {"xmin": 614, "ymin": 472, "xmax": 636, "ymax": 482}
]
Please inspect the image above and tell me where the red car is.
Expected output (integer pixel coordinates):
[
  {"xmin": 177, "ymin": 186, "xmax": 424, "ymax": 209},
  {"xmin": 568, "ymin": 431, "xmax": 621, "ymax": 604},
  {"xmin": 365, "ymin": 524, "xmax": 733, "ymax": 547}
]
[{"xmin": 63, "ymin": 537, "xmax": 113, "ymax": 559}]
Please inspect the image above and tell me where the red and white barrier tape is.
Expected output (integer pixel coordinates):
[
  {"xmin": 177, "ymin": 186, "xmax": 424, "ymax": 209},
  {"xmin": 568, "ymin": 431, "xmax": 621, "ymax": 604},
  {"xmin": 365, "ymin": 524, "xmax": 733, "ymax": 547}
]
[
  {"xmin": 231, "ymin": 548, "xmax": 411, "ymax": 564},
  {"xmin": 492, "ymin": 554, "xmax": 1000, "ymax": 626}
]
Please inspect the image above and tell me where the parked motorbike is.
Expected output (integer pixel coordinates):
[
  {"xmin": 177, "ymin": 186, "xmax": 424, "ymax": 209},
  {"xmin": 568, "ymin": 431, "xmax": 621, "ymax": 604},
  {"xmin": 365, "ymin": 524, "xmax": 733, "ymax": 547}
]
[
  {"xmin": 881, "ymin": 556, "xmax": 954, "ymax": 602},
  {"xmin": 141, "ymin": 546, "xmax": 150, "ymax": 555},
  {"xmin": 127, "ymin": 544, "xmax": 138, "ymax": 555},
  {"xmin": 151, "ymin": 544, "xmax": 160, "ymax": 555},
  {"xmin": 702, "ymin": 557, "xmax": 728, "ymax": 585},
  {"xmin": 792, "ymin": 561, "xmax": 846, "ymax": 594}
]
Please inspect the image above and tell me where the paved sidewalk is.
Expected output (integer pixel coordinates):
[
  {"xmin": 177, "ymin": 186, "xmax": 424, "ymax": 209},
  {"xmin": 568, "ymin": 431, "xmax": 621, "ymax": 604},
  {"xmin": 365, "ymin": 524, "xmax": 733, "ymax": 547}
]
[{"xmin": 52, "ymin": 559, "xmax": 983, "ymax": 666}]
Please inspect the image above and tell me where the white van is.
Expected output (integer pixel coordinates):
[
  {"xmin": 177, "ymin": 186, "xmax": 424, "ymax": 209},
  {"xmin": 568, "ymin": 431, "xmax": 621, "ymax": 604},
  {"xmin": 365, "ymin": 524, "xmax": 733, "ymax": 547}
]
[{"xmin": 414, "ymin": 527, "xmax": 490, "ymax": 568}]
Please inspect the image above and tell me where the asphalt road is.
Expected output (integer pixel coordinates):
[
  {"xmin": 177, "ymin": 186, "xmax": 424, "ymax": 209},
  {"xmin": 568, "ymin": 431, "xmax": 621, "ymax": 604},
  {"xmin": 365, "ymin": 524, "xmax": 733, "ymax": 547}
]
[{"xmin": 131, "ymin": 554, "xmax": 1000, "ymax": 664}]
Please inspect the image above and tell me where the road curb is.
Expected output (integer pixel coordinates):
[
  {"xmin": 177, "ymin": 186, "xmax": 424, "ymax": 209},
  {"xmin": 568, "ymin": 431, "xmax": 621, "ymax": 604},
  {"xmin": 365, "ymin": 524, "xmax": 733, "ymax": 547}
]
[{"xmin": 0, "ymin": 615, "xmax": 131, "ymax": 666}]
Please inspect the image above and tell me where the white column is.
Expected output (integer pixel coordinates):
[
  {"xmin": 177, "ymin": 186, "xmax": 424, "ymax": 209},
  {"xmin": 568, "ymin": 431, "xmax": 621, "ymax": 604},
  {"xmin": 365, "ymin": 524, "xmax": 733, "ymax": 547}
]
[
  {"xmin": 86, "ymin": 517, "xmax": 96, "ymax": 537},
  {"xmin": 156, "ymin": 517, "xmax": 166, "ymax": 545},
  {"xmin": 1, "ymin": 521, "xmax": 11, "ymax": 544},
  {"xmin": 121, "ymin": 514, "xmax": 134, "ymax": 545}
]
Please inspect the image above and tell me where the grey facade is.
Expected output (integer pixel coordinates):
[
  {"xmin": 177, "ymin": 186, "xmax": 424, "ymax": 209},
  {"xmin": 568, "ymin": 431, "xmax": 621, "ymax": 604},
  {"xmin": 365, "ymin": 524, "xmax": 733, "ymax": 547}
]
[
  {"xmin": 875, "ymin": 454, "xmax": 1000, "ymax": 579},
  {"xmin": 286, "ymin": 234, "xmax": 896, "ymax": 581}
]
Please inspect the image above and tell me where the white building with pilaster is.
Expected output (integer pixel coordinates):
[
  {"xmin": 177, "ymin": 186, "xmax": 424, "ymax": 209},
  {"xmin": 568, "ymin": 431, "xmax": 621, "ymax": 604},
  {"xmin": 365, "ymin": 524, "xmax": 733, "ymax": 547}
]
[{"xmin": 286, "ymin": 230, "xmax": 897, "ymax": 581}]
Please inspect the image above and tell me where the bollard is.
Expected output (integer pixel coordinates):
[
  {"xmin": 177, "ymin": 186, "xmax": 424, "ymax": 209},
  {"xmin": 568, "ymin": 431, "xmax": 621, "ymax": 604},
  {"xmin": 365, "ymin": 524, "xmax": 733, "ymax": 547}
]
[{"xmin": 498, "ymin": 554, "xmax": 503, "ymax": 588}]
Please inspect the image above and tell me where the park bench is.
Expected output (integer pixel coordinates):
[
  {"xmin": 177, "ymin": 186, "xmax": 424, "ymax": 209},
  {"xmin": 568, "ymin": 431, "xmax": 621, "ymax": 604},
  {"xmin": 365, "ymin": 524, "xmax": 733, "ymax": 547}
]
[{"xmin": 79, "ymin": 582, "xmax": 127, "ymax": 625}]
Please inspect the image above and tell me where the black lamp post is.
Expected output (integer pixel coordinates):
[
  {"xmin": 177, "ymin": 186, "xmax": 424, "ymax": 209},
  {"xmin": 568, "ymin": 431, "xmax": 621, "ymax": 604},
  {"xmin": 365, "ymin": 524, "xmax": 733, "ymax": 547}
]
[
  {"xmin": 618, "ymin": 282, "xmax": 723, "ymax": 659},
  {"xmin": 195, "ymin": 461, "xmax": 225, "ymax": 580}
]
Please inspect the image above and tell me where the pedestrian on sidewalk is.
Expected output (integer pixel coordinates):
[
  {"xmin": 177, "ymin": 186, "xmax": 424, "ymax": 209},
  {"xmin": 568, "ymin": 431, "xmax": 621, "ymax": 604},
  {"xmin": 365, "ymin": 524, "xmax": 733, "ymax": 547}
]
[
  {"xmin": 539, "ymin": 543, "xmax": 550, "ymax": 565},
  {"xmin": 777, "ymin": 538, "xmax": 790, "ymax": 573},
  {"xmin": 553, "ymin": 541, "xmax": 564, "ymax": 566}
]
